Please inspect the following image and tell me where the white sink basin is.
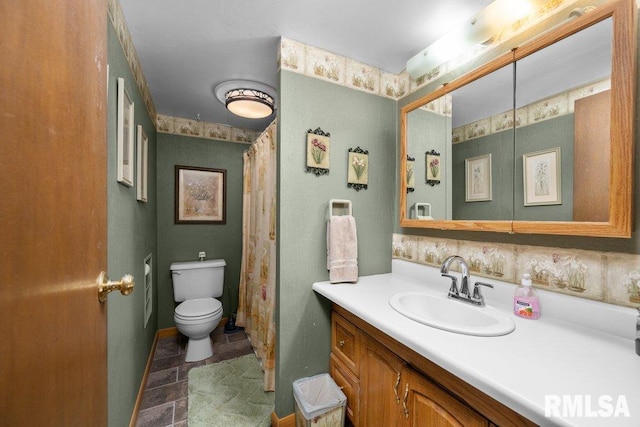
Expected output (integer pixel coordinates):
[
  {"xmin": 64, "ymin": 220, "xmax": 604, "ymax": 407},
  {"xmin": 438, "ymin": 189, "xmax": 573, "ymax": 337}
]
[{"xmin": 389, "ymin": 291, "xmax": 515, "ymax": 336}]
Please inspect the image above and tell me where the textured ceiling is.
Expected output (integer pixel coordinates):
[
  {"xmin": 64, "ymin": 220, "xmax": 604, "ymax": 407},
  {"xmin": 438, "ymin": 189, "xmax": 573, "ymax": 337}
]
[{"xmin": 118, "ymin": 0, "xmax": 493, "ymax": 130}]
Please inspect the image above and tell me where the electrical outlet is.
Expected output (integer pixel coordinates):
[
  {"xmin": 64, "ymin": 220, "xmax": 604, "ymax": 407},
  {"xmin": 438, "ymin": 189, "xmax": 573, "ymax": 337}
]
[{"xmin": 198, "ymin": 251, "xmax": 206, "ymax": 259}]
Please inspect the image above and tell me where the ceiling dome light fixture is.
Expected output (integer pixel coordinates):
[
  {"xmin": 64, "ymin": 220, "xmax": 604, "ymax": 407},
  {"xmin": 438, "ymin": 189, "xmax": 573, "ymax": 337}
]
[{"xmin": 214, "ymin": 80, "xmax": 275, "ymax": 119}]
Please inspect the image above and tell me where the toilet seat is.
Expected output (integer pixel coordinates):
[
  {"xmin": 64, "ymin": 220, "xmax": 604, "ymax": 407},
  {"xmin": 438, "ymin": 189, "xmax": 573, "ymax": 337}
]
[{"xmin": 175, "ymin": 298, "xmax": 222, "ymax": 321}]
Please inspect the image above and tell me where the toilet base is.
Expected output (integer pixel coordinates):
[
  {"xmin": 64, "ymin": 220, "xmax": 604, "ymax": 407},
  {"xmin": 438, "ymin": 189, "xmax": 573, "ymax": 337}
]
[{"xmin": 184, "ymin": 336, "xmax": 213, "ymax": 362}]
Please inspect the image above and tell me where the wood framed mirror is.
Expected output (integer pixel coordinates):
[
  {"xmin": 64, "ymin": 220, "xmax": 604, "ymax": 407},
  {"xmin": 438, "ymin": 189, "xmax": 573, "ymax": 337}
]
[{"xmin": 400, "ymin": 0, "xmax": 636, "ymax": 237}]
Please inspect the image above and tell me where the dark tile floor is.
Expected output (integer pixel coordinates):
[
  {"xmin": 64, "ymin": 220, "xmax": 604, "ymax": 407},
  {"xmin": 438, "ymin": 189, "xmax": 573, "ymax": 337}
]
[{"xmin": 135, "ymin": 324, "xmax": 254, "ymax": 427}]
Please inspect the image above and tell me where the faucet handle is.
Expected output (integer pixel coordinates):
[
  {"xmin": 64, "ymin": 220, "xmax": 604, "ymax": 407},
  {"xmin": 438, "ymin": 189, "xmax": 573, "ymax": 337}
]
[
  {"xmin": 441, "ymin": 273, "xmax": 459, "ymax": 295},
  {"xmin": 472, "ymin": 282, "xmax": 494, "ymax": 305}
]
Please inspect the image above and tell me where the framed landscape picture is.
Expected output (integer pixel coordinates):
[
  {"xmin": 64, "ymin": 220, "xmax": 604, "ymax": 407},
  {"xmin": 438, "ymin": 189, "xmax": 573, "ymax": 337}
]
[{"xmin": 175, "ymin": 165, "xmax": 226, "ymax": 224}]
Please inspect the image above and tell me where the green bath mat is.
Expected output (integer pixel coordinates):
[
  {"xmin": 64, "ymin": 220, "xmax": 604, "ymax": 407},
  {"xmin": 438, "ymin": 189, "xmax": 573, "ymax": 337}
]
[{"xmin": 188, "ymin": 354, "xmax": 274, "ymax": 427}]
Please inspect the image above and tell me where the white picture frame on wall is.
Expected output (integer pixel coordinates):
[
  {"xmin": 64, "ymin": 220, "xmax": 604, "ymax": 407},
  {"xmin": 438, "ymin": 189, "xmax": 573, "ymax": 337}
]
[
  {"xmin": 523, "ymin": 147, "xmax": 561, "ymax": 206},
  {"xmin": 136, "ymin": 125, "xmax": 148, "ymax": 202},
  {"xmin": 117, "ymin": 77, "xmax": 134, "ymax": 186},
  {"xmin": 465, "ymin": 153, "xmax": 492, "ymax": 202}
]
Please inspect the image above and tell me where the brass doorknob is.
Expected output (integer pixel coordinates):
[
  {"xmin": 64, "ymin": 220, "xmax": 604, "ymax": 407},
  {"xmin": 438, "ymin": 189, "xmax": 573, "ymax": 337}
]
[{"xmin": 98, "ymin": 271, "xmax": 134, "ymax": 302}]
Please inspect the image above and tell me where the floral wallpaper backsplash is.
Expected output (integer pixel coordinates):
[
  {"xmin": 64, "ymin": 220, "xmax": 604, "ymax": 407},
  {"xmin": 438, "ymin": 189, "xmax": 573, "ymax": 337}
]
[
  {"xmin": 452, "ymin": 78, "xmax": 610, "ymax": 143},
  {"xmin": 279, "ymin": 37, "xmax": 410, "ymax": 100},
  {"xmin": 108, "ymin": 0, "xmax": 157, "ymax": 123},
  {"xmin": 156, "ymin": 114, "xmax": 260, "ymax": 144},
  {"xmin": 392, "ymin": 233, "xmax": 640, "ymax": 308}
]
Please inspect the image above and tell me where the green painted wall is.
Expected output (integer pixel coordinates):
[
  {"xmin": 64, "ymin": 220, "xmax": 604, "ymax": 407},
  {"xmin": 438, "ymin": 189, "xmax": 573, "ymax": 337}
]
[
  {"xmin": 452, "ymin": 129, "xmax": 515, "ymax": 220},
  {"xmin": 275, "ymin": 70, "xmax": 397, "ymax": 416},
  {"xmin": 514, "ymin": 115, "xmax": 574, "ymax": 221},
  {"xmin": 156, "ymin": 134, "xmax": 246, "ymax": 328},
  {"xmin": 107, "ymin": 22, "xmax": 158, "ymax": 427},
  {"xmin": 406, "ymin": 109, "xmax": 451, "ymax": 219}
]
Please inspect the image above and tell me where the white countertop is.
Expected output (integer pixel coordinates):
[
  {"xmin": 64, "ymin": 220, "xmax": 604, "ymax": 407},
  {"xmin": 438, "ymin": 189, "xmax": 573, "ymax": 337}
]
[{"xmin": 312, "ymin": 260, "xmax": 640, "ymax": 427}]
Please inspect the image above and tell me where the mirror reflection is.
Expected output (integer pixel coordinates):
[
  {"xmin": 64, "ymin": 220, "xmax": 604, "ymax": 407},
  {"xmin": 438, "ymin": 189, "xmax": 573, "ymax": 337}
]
[
  {"xmin": 451, "ymin": 64, "xmax": 514, "ymax": 221},
  {"xmin": 406, "ymin": 96, "xmax": 452, "ymax": 220},
  {"xmin": 404, "ymin": 16, "xmax": 615, "ymax": 225},
  {"xmin": 514, "ymin": 18, "xmax": 612, "ymax": 222}
]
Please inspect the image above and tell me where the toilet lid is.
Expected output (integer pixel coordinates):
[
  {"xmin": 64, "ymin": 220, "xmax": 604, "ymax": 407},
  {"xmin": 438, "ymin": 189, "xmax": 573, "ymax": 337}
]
[{"xmin": 175, "ymin": 298, "xmax": 222, "ymax": 318}]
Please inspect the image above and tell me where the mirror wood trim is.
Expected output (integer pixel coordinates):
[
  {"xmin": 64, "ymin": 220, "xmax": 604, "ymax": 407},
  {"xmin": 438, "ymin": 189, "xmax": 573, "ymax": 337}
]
[{"xmin": 400, "ymin": 0, "xmax": 636, "ymax": 238}]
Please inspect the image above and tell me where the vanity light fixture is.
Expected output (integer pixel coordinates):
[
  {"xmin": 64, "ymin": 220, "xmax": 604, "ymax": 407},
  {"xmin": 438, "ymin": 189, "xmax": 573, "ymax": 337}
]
[
  {"xmin": 407, "ymin": 0, "xmax": 549, "ymax": 78},
  {"xmin": 214, "ymin": 80, "xmax": 275, "ymax": 119}
]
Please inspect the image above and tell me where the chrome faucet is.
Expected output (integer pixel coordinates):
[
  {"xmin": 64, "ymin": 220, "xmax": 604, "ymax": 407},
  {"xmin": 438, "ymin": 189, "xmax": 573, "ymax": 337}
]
[
  {"xmin": 440, "ymin": 255, "xmax": 493, "ymax": 306},
  {"xmin": 440, "ymin": 255, "xmax": 470, "ymax": 298}
]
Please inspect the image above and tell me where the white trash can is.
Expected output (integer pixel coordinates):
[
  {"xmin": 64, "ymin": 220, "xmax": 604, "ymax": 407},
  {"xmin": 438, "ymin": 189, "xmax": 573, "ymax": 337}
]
[{"xmin": 293, "ymin": 373, "xmax": 346, "ymax": 427}]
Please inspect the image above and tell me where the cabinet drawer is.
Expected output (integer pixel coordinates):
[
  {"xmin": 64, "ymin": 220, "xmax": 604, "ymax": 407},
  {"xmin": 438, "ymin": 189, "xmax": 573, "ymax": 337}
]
[
  {"xmin": 330, "ymin": 353, "xmax": 360, "ymax": 426},
  {"xmin": 332, "ymin": 311, "xmax": 358, "ymax": 373}
]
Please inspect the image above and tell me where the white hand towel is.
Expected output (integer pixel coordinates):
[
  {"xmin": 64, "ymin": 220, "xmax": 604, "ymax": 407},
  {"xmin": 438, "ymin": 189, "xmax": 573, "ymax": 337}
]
[{"xmin": 326, "ymin": 215, "xmax": 358, "ymax": 283}]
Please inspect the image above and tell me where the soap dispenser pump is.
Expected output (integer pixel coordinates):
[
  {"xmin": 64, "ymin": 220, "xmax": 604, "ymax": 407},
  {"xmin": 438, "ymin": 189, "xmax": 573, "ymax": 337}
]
[{"xmin": 514, "ymin": 273, "xmax": 541, "ymax": 319}]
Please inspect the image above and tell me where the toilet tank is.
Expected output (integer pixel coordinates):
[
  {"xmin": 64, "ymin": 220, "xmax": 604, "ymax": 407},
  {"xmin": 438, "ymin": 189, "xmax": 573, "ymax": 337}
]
[{"xmin": 170, "ymin": 259, "xmax": 226, "ymax": 302}]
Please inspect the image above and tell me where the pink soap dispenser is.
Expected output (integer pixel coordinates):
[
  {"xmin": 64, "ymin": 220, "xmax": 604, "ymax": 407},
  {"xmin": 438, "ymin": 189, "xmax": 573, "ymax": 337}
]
[{"xmin": 514, "ymin": 273, "xmax": 541, "ymax": 319}]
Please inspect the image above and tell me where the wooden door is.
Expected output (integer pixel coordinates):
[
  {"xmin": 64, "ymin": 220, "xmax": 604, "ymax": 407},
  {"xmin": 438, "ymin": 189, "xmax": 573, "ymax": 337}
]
[
  {"xmin": 360, "ymin": 333, "xmax": 405, "ymax": 426},
  {"xmin": 402, "ymin": 368, "xmax": 489, "ymax": 427},
  {"xmin": 0, "ymin": 1, "xmax": 108, "ymax": 425},
  {"xmin": 573, "ymin": 90, "xmax": 611, "ymax": 222}
]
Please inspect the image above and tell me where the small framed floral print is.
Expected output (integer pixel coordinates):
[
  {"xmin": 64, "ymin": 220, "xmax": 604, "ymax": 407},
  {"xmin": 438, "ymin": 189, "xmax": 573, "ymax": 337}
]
[
  {"xmin": 117, "ymin": 77, "xmax": 134, "ymax": 187},
  {"xmin": 523, "ymin": 147, "xmax": 561, "ymax": 206},
  {"xmin": 465, "ymin": 153, "xmax": 492, "ymax": 202},
  {"xmin": 426, "ymin": 149, "xmax": 440, "ymax": 186},
  {"xmin": 348, "ymin": 147, "xmax": 368, "ymax": 191},
  {"xmin": 306, "ymin": 127, "xmax": 330, "ymax": 176},
  {"xmin": 407, "ymin": 155, "xmax": 415, "ymax": 193}
]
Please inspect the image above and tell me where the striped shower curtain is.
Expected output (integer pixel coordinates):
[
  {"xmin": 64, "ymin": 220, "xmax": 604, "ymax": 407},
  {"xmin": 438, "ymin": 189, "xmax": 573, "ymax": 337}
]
[{"xmin": 236, "ymin": 120, "xmax": 276, "ymax": 391}]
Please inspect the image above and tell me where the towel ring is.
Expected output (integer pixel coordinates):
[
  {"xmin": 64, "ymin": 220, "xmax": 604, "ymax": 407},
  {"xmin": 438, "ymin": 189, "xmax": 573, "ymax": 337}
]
[{"xmin": 329, "ymin": 199, "xmax": 352, "ymax": 217}]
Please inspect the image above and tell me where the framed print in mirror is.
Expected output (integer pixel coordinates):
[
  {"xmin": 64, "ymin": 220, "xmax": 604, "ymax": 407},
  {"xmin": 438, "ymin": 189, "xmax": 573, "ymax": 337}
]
[
  {"xmin": 117, "ymin": 77, "xmax": 134, "ymax": 186},
  {"xmin": 426, "ymin": 149, "xmax": 441, "ymax": 186},
  {"xmin": 175, "ymin": 165, "xmax": 226, "ymax": 224},
  {"xmin": 406, "ymin": 155, "xmax": 415, "ymax": 193},
  {"xmin": 136, "ymin": 125, "xmax": 148, "ymax": 202},
  {"xmin": 465, "ymin": 154, "xmax": 492, "ymax": 202},
  {"xmin": 523, "ymin": 147, "xmax": 561, "ymax": 206},
  {"xmin": 306, "ymin": 127, "xmax": 330, "ymax": 176},
  {"xmin": 348, "ymin": 147, "xmax": 368, "ymax": 191}
]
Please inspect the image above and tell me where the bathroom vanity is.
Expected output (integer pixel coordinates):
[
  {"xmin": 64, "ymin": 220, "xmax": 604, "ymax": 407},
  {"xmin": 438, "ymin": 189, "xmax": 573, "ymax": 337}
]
[
  {"xmin": 313, "ymin": 260, "xmax": 640, "ymax": 426},
  {"xmin": 330, "ymin": 306, "xmax": 531, "ymax": 426}
]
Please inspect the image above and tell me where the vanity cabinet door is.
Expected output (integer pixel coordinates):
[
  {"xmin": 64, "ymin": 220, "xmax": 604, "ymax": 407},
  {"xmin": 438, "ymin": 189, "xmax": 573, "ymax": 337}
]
[
  {"xmin": 330, "ymin": 353, "xmax": 360, "ymax": 426},
  {"xmin": 332, "ymin": 311, "xmax": 359, "ymax": 373},
  {"xmin": 360, "ymin": 333, "xmax": 406, "ymax": 426},
  {"xmin": 401, "ymin": 367, "xmax": 489, "ymax": 427}
]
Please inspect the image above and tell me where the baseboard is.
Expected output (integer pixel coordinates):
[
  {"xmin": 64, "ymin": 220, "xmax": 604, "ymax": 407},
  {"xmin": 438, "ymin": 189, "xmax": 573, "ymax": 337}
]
[
  {"xmin": 271, "ymin": 411, "xmax": 295, "ymax": 427},
  {"xmin": 157, "ymin": 326, "xmax": 179, "ymax": 338},
  {"xmin": 129, "ymin": 331, "xmax": 160, "ymax": 427}
]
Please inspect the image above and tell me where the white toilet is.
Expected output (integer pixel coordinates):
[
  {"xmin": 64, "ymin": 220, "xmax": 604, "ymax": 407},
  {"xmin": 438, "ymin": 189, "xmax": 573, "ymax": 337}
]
[{"xmin": 170, "ymin": 259, "xmax": 226, "ymax": 362}]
